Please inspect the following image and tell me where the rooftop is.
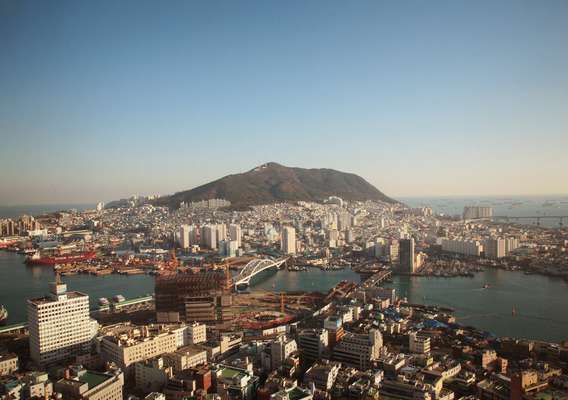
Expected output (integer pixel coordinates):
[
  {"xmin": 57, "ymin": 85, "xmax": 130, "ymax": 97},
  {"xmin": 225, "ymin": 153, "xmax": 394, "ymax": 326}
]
[
  {"xmin": 28, "ymin": 290, "xmax": 88, "ymax": 305},
  {"xmin": 78, "ymin": 371, "xmax": 111, "ymax": 389}
]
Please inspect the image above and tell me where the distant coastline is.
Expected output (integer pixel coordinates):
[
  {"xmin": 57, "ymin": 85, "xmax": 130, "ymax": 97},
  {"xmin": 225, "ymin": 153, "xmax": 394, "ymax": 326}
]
[{"xmin": 0, "ymin": 204, "xmax": 95, "ymax": 219}]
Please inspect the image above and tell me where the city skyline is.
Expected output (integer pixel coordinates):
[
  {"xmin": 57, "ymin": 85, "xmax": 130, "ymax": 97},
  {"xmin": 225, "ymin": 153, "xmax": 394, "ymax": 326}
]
[{"xmin": 2, "ymin": 0, "xmax": 568, "ymax": 205}]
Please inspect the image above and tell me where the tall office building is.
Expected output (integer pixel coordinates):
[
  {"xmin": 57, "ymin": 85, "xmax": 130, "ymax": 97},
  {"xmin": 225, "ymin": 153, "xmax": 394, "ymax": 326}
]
[
  {"xmin": 27, "ymin": 275, "xmax": 97, "ymax": 367},
  {"xmin": 399, "ymin": 238, "xmax": 415, "ymax": 274},
  {"xmin": 280, "ymin": 226, "xmax": 296, "ymax": 255},
  {"xmin": 229, "ymin": 224, "xmax": 242, "ymax": 248}
]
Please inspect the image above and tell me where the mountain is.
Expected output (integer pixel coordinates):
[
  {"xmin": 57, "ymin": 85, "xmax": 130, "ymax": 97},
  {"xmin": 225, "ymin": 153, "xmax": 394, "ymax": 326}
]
[{"xmin": 157, "ymin": 162, "xmax": 396, "ymax": 209}]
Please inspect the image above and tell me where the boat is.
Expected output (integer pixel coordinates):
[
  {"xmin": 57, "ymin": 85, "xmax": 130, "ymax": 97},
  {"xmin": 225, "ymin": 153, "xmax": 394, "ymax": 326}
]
[
  {"xmin": 0, "ymin": 239, "xmax": 19, "ymax": 249},
  {"xmin": 512, "ymin": 306, "xmax": 517, "ymax": 316},
  {"xmin": 98, "ymin": 297, "xmax": 110, "ymax": 306},
  {"xmin": 112, "ymin": 294, "xmax": 125, "ymax": 303},
  {"xmin": 0, "ymin": 305, "xmax": 7, "ymax": 325},
  {"xmin": 25, "ymin": 250, "xmax": 97, "ymax": 266},
  {"xmin": 483, "ymin": 284, "xmax": 490, "ymax": 289}
]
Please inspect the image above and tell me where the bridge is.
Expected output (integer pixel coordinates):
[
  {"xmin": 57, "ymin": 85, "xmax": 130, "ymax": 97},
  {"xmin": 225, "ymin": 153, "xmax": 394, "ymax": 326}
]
[
  {"xmin": 470, "ymin": 215, "xmax": 568, "ymax": 226},
  {"xmin": 234, "ymin": 258, "xmax": 288, "ymax": 289}
]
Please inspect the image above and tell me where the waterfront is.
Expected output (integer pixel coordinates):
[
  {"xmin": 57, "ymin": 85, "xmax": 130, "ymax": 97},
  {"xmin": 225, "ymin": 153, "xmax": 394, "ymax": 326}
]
[
  {"xmin": 0, "ymin": 251, "xmax": 154, "ymax": 324},
  {"xmin": 2, "ymin": 251, "xmax": 568, "ymax": 342}
]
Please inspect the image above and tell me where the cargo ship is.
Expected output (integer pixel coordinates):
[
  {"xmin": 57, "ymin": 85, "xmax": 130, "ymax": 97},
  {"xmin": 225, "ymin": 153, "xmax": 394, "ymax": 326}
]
[
  {"xmin": 0, "ymin": 239, "xmax": 19, "ymax": 249},
  {"xmin": 0, "ymin": 305, "xmax": 7, "ymax": 325},
  {"xmin": 26, "ymin": 250, "xmax": 97, "ymax": 266}
]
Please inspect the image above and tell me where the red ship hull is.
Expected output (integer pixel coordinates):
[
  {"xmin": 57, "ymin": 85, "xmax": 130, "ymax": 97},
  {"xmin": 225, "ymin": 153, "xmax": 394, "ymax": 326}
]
[{"xmin": 26, "ymin": 251, "xmax": 97, "ymax": 265}]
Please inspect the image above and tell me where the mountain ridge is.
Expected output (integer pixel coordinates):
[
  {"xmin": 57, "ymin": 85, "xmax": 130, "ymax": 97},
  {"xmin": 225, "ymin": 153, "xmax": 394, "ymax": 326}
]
[{"xmin": 156, "ymin": 162, "xmax": 396, "ymax": 209}]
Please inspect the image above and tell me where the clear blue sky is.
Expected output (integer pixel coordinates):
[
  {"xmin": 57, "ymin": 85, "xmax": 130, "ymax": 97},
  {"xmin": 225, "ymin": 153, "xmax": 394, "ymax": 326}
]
[{"xmin": 1, "ymin": 0, "xmax": 567, "ymax": 205}]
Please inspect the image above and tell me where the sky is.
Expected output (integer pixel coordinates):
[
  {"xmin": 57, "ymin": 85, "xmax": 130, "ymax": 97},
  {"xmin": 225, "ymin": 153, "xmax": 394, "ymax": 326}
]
[{"xmin": 1, "ymin": 0, "xmax": 567, "ymax": 205}]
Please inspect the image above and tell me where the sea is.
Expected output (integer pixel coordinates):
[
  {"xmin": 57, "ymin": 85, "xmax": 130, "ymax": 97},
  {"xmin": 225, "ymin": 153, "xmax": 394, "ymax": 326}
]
[
  {"xmin": 398, "ymin": 195, "xmax": 568, "ymax": 228},
  {"xmin": 0, "ymin": 204, "xmax": 95, "ymax": 219}
]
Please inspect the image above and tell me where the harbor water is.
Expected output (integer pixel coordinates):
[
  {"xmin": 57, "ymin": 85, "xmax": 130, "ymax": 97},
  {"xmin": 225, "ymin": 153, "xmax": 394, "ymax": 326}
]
[{"xmin": 1, "ymin": 251, "xmax": 568, "ymax": 342}]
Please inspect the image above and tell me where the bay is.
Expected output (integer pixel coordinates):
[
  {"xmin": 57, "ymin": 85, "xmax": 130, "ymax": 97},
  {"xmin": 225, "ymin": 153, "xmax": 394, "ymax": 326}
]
[{"xmin": 2, "ymin": 251, "xmax": 568, "ymax": 343}]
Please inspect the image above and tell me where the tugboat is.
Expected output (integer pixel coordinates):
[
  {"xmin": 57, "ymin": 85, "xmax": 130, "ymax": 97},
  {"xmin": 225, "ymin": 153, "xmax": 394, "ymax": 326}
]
[{"xmin": 0, "ymin": 305, "xmax": 8, "ymax": 325}]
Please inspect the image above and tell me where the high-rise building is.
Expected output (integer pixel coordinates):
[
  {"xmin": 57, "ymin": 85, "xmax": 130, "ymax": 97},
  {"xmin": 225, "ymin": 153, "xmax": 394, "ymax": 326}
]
[
  {"xmin": 484, "ymin": 238, "xmax": 506, "ymax": 259},
  {"xmin": 399, "ymin": 238, "xmax": 415, "ymax": 274},
  {"xmin": 229, "ymin": 224, "xmax": 242, "ymax": 248},
  {"xmin": 201, "ymin": 225, "xmax": 218, "ymax": 249},
  {"xmin": 27, "ymin": 275, "xmax": 98, "ymax": 367},
  {"xmin": 216, "ymin": 224, "xmax": 228, "ymax": 242},
  {"xmin": 463, "ymin": 206, "xmax": 493, "ymax": 220},
  {"xmin": 219, "ymin": 240, "xmax": 238, "ymax": 258},
  {"xmin": 179, "ymin": 225, "xmax": 192, "ymax": 249},
  {"xmin": 155, "ymin": 271, "xmax": 233, "ymax": 323},
  {"xmin": 280, "ymin": 226, "xmax": 296, "ymax": 255}
]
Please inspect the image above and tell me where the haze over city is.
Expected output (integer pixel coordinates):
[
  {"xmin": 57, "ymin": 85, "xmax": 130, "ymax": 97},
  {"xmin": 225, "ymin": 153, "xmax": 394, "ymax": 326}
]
[{"xmin": 1, "ymin": 0, "xmax": 568, "ymax": 204}]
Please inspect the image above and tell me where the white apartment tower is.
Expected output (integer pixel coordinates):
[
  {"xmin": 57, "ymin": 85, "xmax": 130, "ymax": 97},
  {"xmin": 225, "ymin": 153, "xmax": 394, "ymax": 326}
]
[
  {"xmin": 280, "ymin": 226, "xmax": 296, "ymax": 255},
  {"xmin": 27, "ymin": 275, "xmax": 97, "ymax": 367},
  {"xmin": 179, "ymin": 225, "xmax": 191, "ymax": 249},
  {"xmin": 216, "ymin": 224, "xmax": 228, "ymax": 242}
]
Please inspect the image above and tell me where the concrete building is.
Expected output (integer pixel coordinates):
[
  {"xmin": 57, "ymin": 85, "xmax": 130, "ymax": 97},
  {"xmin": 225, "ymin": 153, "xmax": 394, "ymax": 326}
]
[
  {"xmin": 27, "ymin": 276, "xmax": 98, "ymax": 367},
  {"xmin": 219, "ymin": 240, "xmax": 238, "ymax": 258},
  {"xmin": 100, "ymin": 325, "xmax": 179, "ymax": 370},
  {"xmin": 1, "ymin": 371, "xmax": 53, "ymax": 400},
  {"xmin": 213, "ymin": 365, "xmax": 259, "ymax": 400},
  {"xmin": 163, "ymin": 346, "xmax": 208, "ymax": 373},
  {"xmin": 280, "ymin": 226, "xmax": 296, "ymax": 255},
  {"xmin": 441, "ymin": 238, "xmax": 484, "ymax": 256},
  {"xmin": 155, "ymin": 271, "xmax": 233, "ymax": 323},
  {"xmin": 201, "ymin": 225, "xmax": 218, "ymax": 249},
  {"xmin": 186, "ymin": 322, "xmax": 207, "ymax": 345},
  {"xmin": 216, "ymin": 224, "xmax": 228, "ymax": 242},
  {"xmin": 179, "ymin": 225, "xmax": 193, "ymax": 249},
  {"xmin": 54, "ymin": 366, "xmax": 124, "ymax": 400},
  {"xmin": 0, "ymin": 353, "xmax": 18, "ymax": 376},
  {"xmin": 298, "ymin": 329, "xmax": 328, "ymax": 365},
  {"xmin": 134, "ymin": 357, "xmax": 173, "ymax": 393},
  {"xmin": 332, "ymin": 330, "xmax": 383, "ymax": 370},
  {"xmin": 463, "ymin": 206, "xmax": 493, "ymax": 220},
  {"xmin": 399, "ymin": 238, "xmax": 415, "ymax": 274},
  {"xmin": 304, "ymin": 360, "xmax": 341, "ymax": 391},
  {"xmin": 409, "ymin": 332, "xmax": 431, "ymax": 355},
  {"xmin": 229, "ymin": 224, "xmax": 242, "ymax": 248},
  {"xmin": 270, "ymin": 336, "xmax": 297, "ymax": 370},
  {"xmin": 484, "ymin": 238, "xmax": 506, "ymax": 259}
]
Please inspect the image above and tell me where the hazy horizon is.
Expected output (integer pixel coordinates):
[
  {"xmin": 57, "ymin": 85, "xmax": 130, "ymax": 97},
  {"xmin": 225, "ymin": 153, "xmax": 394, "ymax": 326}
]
[{"xmin": 1, "ymin": 0, "xmax": 567, "ymax": 205}]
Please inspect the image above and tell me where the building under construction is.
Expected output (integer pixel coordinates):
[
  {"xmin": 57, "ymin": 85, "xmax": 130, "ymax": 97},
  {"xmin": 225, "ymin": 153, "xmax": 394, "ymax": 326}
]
[{"xmin": 155, "ymin": 269, "xmax": 233, "ymax": 323}]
